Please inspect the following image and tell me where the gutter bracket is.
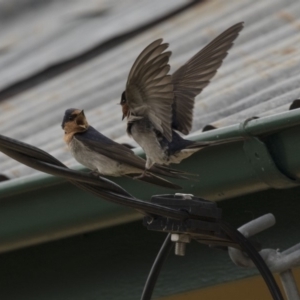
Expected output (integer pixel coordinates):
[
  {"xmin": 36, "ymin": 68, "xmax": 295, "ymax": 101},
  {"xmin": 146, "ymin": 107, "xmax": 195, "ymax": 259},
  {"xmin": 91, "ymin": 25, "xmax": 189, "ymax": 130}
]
[{"xmin": 239, "ymin": 119, "xmax": 300, "ymax": 189}]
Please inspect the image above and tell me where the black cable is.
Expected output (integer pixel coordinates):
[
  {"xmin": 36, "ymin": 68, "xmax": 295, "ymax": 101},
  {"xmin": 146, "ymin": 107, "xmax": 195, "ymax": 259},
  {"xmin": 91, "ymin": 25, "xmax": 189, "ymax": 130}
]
[
  {"xmin": 220, "ymin": 220, "xmax": 284, "ymax": 300},
  {"xmin": 0, "ymin": 134, "xmax": 284, "ymax": 300},
  {"xmin": 0, "ymin": 134, "xmax": 65, "ymax": 165},
  {"xmin": 0, "ymin": 135, "xmax": 189, "ymax": 220},
  {"xmin": 0, "ymin": 145, "xmax": 131, "ymax": 195},
  {"xmin": 140, "ymin": 221, "xmax": 283, "ymax": 300},
  {"xmin": 141, "ymin": 233, "xmax": 174, "ymax": 300}
]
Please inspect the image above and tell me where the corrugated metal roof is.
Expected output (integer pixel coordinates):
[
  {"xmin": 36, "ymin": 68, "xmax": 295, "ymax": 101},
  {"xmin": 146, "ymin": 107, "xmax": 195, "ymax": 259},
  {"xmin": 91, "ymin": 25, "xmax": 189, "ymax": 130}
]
[
  {"xmin": 0, "ymin": 0, "xmax": 187, "ymax": 90},
  {"xmin": 0, "ymin": 0, "xmax": 300, "ymax": 180}
]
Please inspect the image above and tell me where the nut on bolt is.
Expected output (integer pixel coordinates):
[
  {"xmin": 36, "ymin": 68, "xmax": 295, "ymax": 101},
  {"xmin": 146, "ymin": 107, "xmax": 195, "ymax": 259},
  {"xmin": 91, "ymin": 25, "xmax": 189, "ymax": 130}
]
[{"xmin": 171, "ymin": 234, "xmax": 191, "ymax": 256}]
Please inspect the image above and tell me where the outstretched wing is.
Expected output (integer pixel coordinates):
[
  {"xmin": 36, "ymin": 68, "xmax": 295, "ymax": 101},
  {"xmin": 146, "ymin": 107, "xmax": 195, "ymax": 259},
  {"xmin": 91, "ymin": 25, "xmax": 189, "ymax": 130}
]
[
  {"xmin": 171, "ymin": 22, "xmax": 244, "ymax": 134},
  {"xmin": 125, "ymin": 39, "xmax": 174, "ymax": 141}
]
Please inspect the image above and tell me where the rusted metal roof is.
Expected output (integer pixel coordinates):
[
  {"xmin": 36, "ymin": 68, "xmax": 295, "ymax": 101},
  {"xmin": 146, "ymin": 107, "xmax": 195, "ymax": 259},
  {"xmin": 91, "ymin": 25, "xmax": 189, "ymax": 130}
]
[{"xmin": 0, "ymin": 0, "xmax": 300, "ymax": 180}]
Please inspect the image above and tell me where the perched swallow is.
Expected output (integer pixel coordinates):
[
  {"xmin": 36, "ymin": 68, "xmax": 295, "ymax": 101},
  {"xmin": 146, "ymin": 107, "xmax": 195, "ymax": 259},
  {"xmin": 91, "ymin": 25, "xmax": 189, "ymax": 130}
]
[
  {"xmin": 61, "ymin": 108, "xmax": 191, "ymax": 190},
  {"xmin": 120, "ymin": 23, "xmax": 244, "ymax": 172}
]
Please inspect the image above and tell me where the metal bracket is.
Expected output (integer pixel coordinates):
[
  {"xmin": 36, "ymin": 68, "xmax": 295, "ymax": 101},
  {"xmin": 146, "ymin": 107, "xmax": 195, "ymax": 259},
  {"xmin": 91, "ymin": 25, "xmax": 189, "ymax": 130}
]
[
  {"xmin": 143, "ymin": 194, "xmax": 242, "ymax": 250},
  {"xmin": 228, "ymin": 214, "xmax": 300, "ymax": 300},
  {"xmin": 239, "ymin": 119, "xmax": 300, "ymax": 189}
]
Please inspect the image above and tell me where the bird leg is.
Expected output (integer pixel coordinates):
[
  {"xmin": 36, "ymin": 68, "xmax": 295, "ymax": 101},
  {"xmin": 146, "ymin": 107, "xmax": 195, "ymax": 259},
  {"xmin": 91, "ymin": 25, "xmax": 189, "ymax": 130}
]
[
  {"xmin": 89, "ymin": 170, "xmax": 100, "ymax": 177},
  {"xmin": 133, "ymin": 158, "xmax": 153, "ymax": 179},
  {"xmin": 133, "ymin": 169, "xmax": 150, "ymax": 180}
]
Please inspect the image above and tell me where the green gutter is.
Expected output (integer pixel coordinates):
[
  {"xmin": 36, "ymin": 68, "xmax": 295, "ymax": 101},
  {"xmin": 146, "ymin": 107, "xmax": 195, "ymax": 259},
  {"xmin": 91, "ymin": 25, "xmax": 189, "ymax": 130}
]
[{"xmin": 0, "ymin": 109, "xmax": 299, "ymax": 252}]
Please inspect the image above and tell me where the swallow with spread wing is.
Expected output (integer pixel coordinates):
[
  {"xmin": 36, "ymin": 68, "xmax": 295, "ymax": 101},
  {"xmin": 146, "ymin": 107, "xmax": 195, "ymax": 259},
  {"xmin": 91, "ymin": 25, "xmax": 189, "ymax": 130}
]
[
  {"xmin": 61, "ymin": 108, "xmax": 192, "ymax": 189},
  {"xmin": 120, "ymin": 23, "xmax": 244, "ymax": 176}
]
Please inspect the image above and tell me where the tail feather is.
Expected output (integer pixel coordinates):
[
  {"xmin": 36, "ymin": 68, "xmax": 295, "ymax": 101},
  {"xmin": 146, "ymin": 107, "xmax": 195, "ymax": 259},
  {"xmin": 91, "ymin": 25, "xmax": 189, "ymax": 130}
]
[
  {"xmin": 186, "ymin": 136, "xmax": 243, "ymax": 149},
  {"xmin": 152, "ymin": 164, "xmax": 198, "ymax": 178},
  {"xmin": 150, "ymin": 164, "xmax": 198, "ymax": 179},
  {"xmin": 126, "ymin": 173, "xmax": 182, "ymax": 190}
]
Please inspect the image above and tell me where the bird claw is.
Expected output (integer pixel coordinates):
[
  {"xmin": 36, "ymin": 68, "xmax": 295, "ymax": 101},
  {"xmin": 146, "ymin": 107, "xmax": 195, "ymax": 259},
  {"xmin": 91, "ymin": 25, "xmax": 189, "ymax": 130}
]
[
  {"xmin": 133, "ymin": 171, "xmax": 149, "ymax": 180},
  {"xmin": 89, "ymin": 170, "xmax": 100, "ymax": 177}
]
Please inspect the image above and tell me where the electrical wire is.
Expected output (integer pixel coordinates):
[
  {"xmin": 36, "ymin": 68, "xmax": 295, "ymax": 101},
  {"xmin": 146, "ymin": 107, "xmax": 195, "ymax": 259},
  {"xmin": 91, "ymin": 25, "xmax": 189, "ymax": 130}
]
[
  {"xmin": 140, "ymin": 222, "xmax": 283, "ymax": 300},
  {"xmin": 141, "ymin": 233, "xmax": 174, "ymax": 300},
  {"xmin": 0, "ymin": 134, "xmax": 189, "ymax": 220},
  {"xmin": 0, "ymin": 139, "xmax": 128, "ymax": 197},
  {"xmin": 0, "ymin": 134, "xmax": 284, "ymax": 300},
  {"xmin": 220, "ymin": 220, "xmax": 284, "ymax": 300}
]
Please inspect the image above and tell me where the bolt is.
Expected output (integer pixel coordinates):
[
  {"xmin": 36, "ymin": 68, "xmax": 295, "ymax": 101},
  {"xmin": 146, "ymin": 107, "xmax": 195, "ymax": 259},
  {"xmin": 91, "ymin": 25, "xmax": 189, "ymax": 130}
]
[
  {"xmin": 171, "ymin": 234, "xmax": 191, "ymax": 256},
  {"xmin": 175, "ymin": 242, "xmax": 186, "ymax": 256}
]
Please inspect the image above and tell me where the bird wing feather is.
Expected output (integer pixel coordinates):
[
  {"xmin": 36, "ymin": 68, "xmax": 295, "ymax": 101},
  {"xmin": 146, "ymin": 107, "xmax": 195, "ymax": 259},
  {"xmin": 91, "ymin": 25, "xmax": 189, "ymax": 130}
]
[
  {"xmin": 171, "ymin": 22, "xmax": 244, "ymax": 134},
  {"xmin": 75, "ymin": 127, "xmax": 146, "ymax": 171},
  {"xmin": 126, "ymin": 39, "xmax": 174, "ymax": 141}
]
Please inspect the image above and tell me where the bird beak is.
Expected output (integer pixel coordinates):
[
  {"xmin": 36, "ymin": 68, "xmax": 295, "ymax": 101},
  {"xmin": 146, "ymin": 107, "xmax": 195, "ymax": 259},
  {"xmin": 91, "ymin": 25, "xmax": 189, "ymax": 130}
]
[
  {"xmin": 122, "ymin": 114, "xmax": 125, "ymax": 121},
  {"xmin": 77, "ymin": 110, "xmax": 88, "ymax": 129}
]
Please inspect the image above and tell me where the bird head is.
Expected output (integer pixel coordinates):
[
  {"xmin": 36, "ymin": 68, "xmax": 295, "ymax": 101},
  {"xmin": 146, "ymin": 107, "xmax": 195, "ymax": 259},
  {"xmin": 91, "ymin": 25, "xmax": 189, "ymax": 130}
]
[{"xmin": 62, "ymin": 108, "xmax": 89, "ymax": 135}]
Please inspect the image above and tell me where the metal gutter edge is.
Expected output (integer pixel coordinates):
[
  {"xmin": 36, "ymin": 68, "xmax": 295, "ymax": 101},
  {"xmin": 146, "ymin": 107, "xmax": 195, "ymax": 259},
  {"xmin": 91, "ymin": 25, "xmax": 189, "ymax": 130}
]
[
  {"xmin": 189, "ymin": 109, "xmax": 300, "ymax": 141},
  {"xmin": 0, "ymin": 109, "xmax": 299, "ymax": 253},
  {"xmin": 0, "ymin": 172, "xmax": 62, "ymax": 198},
  {"xmin": 1, "ymin": 109, "xmax": 300, "ymax": 200}
]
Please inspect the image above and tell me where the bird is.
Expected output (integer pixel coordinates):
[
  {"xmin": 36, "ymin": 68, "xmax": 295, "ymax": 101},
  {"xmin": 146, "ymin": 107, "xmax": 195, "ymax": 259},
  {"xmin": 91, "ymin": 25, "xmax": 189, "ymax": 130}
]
[
  {"xmin": 61, "ymin": 108, "xmax": 193, "ymax": 190},
  {"xmin": 120, "ymin": 22, "xmax": 244, "ymax": 175}
]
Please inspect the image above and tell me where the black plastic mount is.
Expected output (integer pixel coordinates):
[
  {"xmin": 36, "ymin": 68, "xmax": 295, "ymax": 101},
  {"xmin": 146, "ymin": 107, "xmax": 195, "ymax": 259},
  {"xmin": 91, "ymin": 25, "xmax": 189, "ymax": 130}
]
[{"xmin": 143, "ymin": 194, "xmax": 240, "ymax": 248}]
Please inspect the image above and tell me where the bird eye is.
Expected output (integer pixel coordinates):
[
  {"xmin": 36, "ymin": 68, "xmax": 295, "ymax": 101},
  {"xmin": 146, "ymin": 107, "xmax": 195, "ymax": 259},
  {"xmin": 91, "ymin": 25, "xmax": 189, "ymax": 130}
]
[{"xmin": 69, "ymin": 115, "xmax": 76, "ymax": 121}]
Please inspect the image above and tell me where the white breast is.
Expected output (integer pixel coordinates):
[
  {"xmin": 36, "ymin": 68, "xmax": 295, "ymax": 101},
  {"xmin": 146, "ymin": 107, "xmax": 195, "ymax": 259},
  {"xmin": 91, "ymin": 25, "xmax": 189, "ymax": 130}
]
[
  {"xmin": 130, "ymin": 122, "xmax": 168, "ymax": 168},
  {"xmin": 69, "ymin": 138, "xmax": 140, "ymax": 176}
]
